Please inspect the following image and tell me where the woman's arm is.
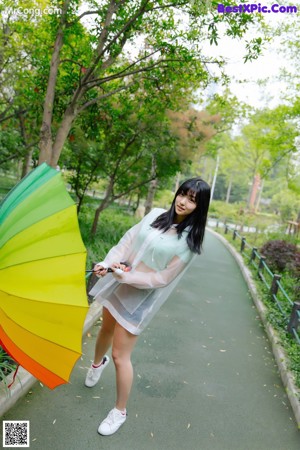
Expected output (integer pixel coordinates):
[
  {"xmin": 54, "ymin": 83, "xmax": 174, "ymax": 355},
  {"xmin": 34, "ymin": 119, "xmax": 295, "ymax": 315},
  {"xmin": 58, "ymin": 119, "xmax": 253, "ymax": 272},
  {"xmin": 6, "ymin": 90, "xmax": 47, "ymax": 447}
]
[
  {"xmin": 97, "ymin": 208, "xmax": 165, "ymax": 269},
  {"xmin": 96, "ymin": 221, "xmax": 142, "ymax": 269},
  {"xmin": 113, "ymin": 255, "xmax": 190, "ymax": 289}
]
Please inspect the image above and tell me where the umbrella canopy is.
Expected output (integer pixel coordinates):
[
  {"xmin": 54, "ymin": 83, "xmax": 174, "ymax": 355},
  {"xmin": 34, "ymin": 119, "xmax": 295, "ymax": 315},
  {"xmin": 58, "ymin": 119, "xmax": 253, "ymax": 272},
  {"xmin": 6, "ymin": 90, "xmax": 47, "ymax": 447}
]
[{"xmin": 0, "ymin": 163, "xmax": 88, "ymax": 389}]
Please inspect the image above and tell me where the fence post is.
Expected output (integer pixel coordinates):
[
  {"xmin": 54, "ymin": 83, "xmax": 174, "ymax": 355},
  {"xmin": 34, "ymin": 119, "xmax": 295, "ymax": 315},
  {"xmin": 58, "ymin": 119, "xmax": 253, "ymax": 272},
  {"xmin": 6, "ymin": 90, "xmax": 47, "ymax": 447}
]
[
  {"xmin": 287, "ymin": 302, "xmax": 300, "ymax": 336},
  {"xmin": 233, "ymin": 230, "xmax": 237, "ymax": 240},
  {"xmin": 258, "ymin": 256, "xmax": 266, "ymax": 270},
  {"xmin": 270, "ymin": 274, "xmax": 282, "ymax": 298},
  {"xmin": 251, "ymin": 247, "xmax": 257, "ymax": 262},
  {"xmin": 241, "ymin": 237, "xmax": 246, "ymax": 252},
  {"xmin": 258, "ymin": 256, "xmax": 266, "ymax": 280},
  {"xmin": 225, "ymin": 224, "xmax": 228, "ymax": 234}
]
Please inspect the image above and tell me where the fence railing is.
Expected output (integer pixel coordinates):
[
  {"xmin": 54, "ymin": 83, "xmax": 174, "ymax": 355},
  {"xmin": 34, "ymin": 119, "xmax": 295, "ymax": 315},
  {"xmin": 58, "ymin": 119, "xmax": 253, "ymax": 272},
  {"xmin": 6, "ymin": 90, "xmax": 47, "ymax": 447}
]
[{"xmin": 220, "ymin": 224, "xmax": 300, "ymax": 345}]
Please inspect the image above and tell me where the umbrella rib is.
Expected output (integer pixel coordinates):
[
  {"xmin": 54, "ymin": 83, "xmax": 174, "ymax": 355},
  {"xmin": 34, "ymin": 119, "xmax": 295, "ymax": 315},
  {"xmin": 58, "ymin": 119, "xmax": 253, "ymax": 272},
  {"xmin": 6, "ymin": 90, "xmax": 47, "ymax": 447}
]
[
  {"xmin": 0, "ymin": 289, "xmax": 88, "ymax": 308},
  {"xmin": 0, "ymin": 202, "xmax": 77, "ymax": 248},
  {"xmin": 0, "ymin": 250, "xmax": 86, "ymax": 271}
]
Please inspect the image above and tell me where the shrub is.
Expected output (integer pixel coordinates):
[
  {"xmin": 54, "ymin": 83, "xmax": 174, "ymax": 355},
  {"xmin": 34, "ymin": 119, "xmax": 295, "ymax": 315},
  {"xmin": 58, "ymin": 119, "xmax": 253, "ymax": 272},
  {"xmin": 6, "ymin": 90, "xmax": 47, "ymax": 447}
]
[
  {"xmin": 0, "ymin": 346, "xmax": 16, "ymax": 382},
  {"xmin": 260, "ymin": 239, "xmax": 299, "ymax": 272}
]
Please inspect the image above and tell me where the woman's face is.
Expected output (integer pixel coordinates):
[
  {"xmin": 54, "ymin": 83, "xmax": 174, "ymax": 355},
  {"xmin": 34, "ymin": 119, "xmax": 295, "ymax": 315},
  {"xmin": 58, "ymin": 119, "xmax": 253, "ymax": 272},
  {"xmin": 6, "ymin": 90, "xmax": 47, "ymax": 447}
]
[{"xmin": 174, "ymin": 189, "xmax": 197, "ymax": 222}]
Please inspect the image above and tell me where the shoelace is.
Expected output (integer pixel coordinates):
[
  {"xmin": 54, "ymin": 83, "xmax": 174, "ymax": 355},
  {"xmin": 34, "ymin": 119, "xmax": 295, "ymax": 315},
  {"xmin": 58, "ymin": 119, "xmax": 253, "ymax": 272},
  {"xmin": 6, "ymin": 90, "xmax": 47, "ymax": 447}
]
[
  {"xmin": 106, "ymin": 409, "xmax": 125, "ymax": 425},
  {"xmin": 87, "ymin": 367, "xmax": 98, "ymax": 379}
]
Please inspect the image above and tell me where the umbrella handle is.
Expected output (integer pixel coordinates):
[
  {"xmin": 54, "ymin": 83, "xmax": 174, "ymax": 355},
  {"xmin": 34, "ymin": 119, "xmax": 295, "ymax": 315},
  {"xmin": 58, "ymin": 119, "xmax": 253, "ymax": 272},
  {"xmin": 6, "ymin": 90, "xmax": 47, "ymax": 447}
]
[{"xmin": 86, "ymin": 262, "xmax": 131, "ymax": 275}]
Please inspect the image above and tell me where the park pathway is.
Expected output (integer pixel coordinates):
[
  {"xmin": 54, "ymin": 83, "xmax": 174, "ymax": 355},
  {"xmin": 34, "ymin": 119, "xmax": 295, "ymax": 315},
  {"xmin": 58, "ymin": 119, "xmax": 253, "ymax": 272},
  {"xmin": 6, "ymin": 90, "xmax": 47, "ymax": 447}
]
[{"xmin": 1, "ymin": 231, "xmax": 300, "ymax": 450}]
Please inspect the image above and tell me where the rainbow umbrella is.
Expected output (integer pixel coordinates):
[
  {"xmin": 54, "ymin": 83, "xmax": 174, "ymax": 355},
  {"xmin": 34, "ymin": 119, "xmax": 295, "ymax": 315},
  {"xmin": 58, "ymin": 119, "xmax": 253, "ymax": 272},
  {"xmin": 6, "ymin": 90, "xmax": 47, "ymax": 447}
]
[{"xmin": 0, "ymin": 163, "xmax": 88, "ymax": 389}]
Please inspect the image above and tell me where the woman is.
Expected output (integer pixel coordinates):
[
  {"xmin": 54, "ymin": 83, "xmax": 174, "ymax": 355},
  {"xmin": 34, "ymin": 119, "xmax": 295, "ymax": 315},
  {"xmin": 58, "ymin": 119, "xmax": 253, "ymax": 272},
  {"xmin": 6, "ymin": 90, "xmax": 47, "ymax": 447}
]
[{"xmin": 85, "ymin": 177, "xmax": 210, "ymax": 436}]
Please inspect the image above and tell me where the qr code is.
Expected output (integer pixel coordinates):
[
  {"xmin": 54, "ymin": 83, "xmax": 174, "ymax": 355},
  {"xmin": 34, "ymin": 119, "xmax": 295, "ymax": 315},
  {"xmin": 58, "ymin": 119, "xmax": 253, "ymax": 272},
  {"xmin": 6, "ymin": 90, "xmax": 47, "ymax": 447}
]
[{"xmin": 3, "ymin": 421, "xmax": 30, "ymax": 448}]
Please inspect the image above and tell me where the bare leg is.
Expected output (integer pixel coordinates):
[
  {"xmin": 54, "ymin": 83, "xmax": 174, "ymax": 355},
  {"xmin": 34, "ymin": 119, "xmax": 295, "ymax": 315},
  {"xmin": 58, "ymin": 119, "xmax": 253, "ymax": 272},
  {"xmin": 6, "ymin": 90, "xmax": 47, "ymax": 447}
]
[
  {"xmin": 111, "ymin": 323, "xmax": 138, "ymax": 411},
  {"xmin": 93, "ymin": 307, "xmax": 116, "ymax": 365}
]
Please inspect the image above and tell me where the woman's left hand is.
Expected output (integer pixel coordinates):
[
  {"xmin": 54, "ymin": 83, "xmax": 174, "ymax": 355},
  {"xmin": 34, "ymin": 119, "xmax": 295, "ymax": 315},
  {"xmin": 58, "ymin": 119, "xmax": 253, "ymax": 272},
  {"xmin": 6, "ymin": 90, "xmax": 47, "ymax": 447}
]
[{"xmin": 111, "ymin": 262, "xmax": 127, "ymax": 276}]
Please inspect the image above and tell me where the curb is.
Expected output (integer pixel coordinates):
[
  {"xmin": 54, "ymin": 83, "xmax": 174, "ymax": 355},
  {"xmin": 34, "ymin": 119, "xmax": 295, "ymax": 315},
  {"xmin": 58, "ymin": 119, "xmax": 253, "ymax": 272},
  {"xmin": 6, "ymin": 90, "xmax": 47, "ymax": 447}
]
[
  {"xmin": 0, "ymin": 302, "xmax": 102, "ymax": 418},
  {"xmin": 208, "ymin": 228, "xmax": 300, "ymax": 429}
]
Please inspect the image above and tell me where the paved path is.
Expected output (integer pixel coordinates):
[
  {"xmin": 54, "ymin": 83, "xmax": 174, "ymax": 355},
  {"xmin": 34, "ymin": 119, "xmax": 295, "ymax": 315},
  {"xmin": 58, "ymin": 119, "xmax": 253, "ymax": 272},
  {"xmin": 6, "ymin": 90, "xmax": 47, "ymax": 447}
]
[{"xmin": 1, "ymin": 231, "xmax": 300, "ymax": 449}]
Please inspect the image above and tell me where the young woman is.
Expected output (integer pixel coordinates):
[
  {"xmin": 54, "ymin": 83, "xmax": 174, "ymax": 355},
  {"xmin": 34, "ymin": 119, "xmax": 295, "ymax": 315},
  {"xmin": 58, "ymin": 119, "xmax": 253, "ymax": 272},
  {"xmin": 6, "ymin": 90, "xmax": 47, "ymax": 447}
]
[{"xmin": 85, "ymin": 177, "xmax": 210, "ymax": 436}]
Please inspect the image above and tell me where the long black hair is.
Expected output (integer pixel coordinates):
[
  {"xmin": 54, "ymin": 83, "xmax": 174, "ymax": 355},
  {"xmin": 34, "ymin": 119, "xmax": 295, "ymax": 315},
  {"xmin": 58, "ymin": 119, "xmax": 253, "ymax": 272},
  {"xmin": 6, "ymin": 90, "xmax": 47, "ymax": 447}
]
[{"xmin": 151, "ymin": 177, "xmax": 211, "ymax": 254}]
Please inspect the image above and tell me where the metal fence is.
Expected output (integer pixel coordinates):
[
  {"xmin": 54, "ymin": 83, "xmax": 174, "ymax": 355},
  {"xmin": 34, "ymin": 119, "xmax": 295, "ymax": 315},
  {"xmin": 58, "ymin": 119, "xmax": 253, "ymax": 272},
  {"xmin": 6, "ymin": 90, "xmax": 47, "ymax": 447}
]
[{"xmin": 222, "ymin": 225, "xmax": 300, "ymax": 345}]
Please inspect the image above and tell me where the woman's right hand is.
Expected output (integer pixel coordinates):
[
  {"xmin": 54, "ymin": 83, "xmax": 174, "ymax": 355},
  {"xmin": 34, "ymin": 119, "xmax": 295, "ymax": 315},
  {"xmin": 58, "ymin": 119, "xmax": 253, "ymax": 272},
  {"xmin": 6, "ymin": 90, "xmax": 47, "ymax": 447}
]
[{"xmin": 93, "ymin": 264, "xmax": 108, "ymax": 277}]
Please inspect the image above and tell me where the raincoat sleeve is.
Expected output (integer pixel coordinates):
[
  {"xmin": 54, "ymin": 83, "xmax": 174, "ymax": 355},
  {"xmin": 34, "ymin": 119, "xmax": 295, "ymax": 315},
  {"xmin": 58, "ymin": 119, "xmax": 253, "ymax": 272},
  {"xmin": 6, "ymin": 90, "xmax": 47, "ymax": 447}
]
[
  {"xmin": 113, "ymin": 254, "xmax": 191, "ymax": 289},
  {"xmin": 97, "ymin": 221, "xmax": 142, "ymax": 268},
  {"xmin": 96, "ymin": 208, "xmax": 164, "ymax": 268}
]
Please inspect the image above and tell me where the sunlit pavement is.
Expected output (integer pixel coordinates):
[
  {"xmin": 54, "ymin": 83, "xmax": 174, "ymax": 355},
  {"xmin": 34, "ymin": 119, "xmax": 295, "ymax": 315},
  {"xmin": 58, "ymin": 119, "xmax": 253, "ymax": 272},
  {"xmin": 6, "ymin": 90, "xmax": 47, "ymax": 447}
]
[{"xmin": 1, "ymin": 231, "xmax": 300, "ymax": 449}]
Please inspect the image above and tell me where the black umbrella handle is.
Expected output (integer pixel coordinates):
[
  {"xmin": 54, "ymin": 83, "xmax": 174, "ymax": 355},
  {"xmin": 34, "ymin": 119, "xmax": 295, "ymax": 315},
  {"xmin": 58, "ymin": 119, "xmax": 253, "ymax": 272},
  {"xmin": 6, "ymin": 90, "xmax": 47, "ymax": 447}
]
[{"xmin": 86, "ymin": 262, "xmax": 131, "ymax": 274}]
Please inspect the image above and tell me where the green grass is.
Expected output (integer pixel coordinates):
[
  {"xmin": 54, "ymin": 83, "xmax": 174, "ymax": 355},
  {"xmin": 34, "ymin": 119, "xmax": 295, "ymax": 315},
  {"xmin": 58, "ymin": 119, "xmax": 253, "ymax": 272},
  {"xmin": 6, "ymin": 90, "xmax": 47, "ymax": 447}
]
[{"xmin": 0, "ymin": 347, "xmax": 17, "ymax": 384}]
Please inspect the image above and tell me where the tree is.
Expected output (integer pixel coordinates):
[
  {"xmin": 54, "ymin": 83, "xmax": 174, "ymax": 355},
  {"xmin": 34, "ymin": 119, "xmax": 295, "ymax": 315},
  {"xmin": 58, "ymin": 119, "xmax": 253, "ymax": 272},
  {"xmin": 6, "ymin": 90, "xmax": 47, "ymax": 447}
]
[
  {"xmin": 0, "ymin": 0, "xmax": 53, "ymax": 172},
  {"xmin": 60, "ymin": 86, "xmax": 181, "ymax": 234},
  {"xmin": 62, "ymin": 128, "xmax": 103, "ymax": 213},
  {"xmin": 194, "ymin": 90, "xmax": 249, "ymax": 200},
  {"xmin": 167, "ymin": 108, "xmax": 220, "ymax": 159},
  {"xmin": 31, "ymin": 0, "xmax": 261, "ymax": 166},
  {"xmin": 238, "ymin": 106, "xmax": 298, "ymax": 209}
]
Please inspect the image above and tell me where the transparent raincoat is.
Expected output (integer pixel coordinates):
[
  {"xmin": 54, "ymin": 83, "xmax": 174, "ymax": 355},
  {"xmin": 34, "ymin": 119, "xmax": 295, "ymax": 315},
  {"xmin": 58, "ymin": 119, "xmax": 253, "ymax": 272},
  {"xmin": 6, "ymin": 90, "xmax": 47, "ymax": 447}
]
[{"xmin": 89, "ymin": 208, "xmax": 196, "ymax": 335}]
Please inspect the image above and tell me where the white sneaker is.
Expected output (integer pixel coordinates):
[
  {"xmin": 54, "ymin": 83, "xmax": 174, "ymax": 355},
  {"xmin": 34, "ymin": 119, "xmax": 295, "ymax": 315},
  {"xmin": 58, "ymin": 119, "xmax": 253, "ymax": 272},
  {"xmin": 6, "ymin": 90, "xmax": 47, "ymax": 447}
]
[
  {"xmin": 84, "ymin": 355, "xmax": 110, "ymax": 387},
  {"xmin": 98, "ymin": 408, "xmax": 127, "ymax": 436}
]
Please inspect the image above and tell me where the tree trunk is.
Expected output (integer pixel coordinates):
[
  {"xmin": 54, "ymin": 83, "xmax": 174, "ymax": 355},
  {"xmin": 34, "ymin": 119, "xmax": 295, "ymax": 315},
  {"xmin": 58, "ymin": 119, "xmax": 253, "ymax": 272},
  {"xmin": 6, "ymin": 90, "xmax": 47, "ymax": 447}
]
[
  {"xmin": 19, "ymin": 112, "xmax": 32, "ymax": 177},
  {"xmin": 144, "ymin": 179, "xmax": 157, "ymax": 215},
  {"xmin": 21, "ymin": 150, "xmax": 33, "ymax": 178},
  {"xmin": 38, "ymin": 1, "xmax": 71, "ymax": 166},
  {"xmin": 91, "ymin": 176, "xmax": 114, "ymax": 235},
  {"xmin": 50, "ymin": 108, "xmax": 76, "ymax": 167},
  {"xmin": 174, "ymin": 172, "xmax": 181, "ymax": 193},
  {"xmin": 254, "ymin": 178, "xmax": 264, "ymax": 213},
  {"xmin": 248, "ymin": 173, "xmax": 260, "ymax": 211},
  {"xmin": 133, "ymin": 192, "xmax": 141, "ymax": 213},
  {"xmin": 210, "ymin": 153, "xmax": 220, "ymax": 201},
  {"xmin": 144, "ymin": 156, "xmax": 157, "ymax": 215},
  {"xmin": 225, "ymin": 177, "xmax": 232, "ymax": 203}
]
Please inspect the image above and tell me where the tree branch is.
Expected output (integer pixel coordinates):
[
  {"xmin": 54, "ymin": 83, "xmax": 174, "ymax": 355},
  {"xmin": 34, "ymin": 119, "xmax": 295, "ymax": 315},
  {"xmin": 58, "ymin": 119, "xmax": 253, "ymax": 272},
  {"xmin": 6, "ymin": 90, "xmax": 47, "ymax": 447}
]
[
  {"xmin": 99, "ymin": 0, "xmax": 151, "ymax": 60},
  {"xmin": 71, "ymin": 9, "xmax": 101, "ymax": 24},
  {"xmin": 112, "ymin": 176, "xmax": 156, "ymax": 201},
  {"xmin": 83, "ymin": 48, "xmax": 161, "ymax": 87},
  {"xmin": 76, "ymin": 85, "xmax": 130, "ymax": 113},
  {"xmin": 82, "ymin": 0, "xmax": 151, "ymax": 83},
  {"xmin": 83, "ymin": 56, "xmax": 185, "ymax": 91}
]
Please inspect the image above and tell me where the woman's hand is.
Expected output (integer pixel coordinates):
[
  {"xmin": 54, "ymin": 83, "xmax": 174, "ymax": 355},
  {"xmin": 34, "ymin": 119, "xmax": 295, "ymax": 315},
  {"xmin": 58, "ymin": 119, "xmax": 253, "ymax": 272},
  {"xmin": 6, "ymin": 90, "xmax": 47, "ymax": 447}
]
[
  {"xmin": 111, "ymin": 262, "xmax": 127, "ymax": 272},
  {"xmin": 93, "ymin": 264, "xmax": 108, "ymax": 277}
]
